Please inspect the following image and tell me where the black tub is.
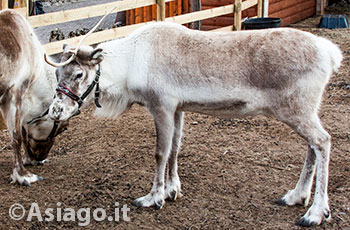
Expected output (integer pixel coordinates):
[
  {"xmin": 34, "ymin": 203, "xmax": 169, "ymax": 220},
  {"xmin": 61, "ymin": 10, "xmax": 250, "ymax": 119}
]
[{"xmin": 242, "ymin": 17, "xmax": 282, "ymax": 30}]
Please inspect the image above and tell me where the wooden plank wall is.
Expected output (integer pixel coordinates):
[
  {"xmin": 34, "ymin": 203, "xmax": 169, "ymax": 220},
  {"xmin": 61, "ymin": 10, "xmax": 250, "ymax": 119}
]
[
  {"xmin": 269, "ymin": 0, "xmax": 316, "ymax": 26},
  {"xmin": 199, "ymin": 0, "xmax": 315, "ymax": 30},
  {"xmin": 126, "ymin": 0, "xmax": 185, "ymax": 24},
  {"xmin": 201, "ymin": 0, "xmax": 257, "ymax": 31}
]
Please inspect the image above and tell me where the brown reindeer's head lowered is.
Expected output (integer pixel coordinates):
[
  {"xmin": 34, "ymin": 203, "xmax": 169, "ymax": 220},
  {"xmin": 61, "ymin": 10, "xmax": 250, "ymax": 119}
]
[{"xmin": 26, "ymin": 120, "xmax": 68, "ymax": 161}]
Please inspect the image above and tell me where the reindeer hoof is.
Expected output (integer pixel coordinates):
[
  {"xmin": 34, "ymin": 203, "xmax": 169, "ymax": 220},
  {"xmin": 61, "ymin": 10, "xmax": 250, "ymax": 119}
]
[
  {"xmin": 166, "ymin": 190, "xmax": 183, "ymax": 201},
  {"xmin": 132, "ymin": 198, "xmax": 164, "ymax": 210},
  {"xmin": 324, "ymin": 210, "xmax": 331, "ymax": 219},
  {"xmin": 132, "ymin": 199, "xmax": 164, "ymax": 209},
  {"xmin": 296, "ymin": 206, "xmax": 330, "ymax": 227},
  {"xmin": 155, "ymin": 201, "xmax": 163, "ymax": 210},
  {"xmin": 11, "ymin": 168, "xmax": 43, "ymax": 186},
  {"xmin": 275, "ymin": 198, "xmax": 287, "ymax": 206},
  {"xmin": 22, "ymin": 180, "xmax": 31, "ymax": 187},
  {"xmin": 132, "ymin": 193, "xmax": 165, "ymax": 209},
  {"xmin": 131, "ymin": 199, "xmax": 143, "ymax": 208},
  {"xmin": 296, "ymin": 217, "xmax": 316, "ymax": 227},
  {"xmin": 168, "ymin": 191, "xmax": 177, "ymax": 201}
]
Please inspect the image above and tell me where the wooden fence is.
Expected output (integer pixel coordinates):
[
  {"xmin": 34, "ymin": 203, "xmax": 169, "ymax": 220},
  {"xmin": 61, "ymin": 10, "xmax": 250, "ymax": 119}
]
[
  {"xmin": 0, "ymin": 0, "xmax": 266, "ymax": 54},
  {"xmin": 126, "ymin": 0, "xmax": 184, "ymax": 25}
]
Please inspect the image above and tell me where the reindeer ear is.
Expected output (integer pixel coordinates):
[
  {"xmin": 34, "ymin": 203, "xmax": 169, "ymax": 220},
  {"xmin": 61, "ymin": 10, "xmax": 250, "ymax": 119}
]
[{"xmin": 90, "ymin": 48, "xmax": 104, "ymax": 65}]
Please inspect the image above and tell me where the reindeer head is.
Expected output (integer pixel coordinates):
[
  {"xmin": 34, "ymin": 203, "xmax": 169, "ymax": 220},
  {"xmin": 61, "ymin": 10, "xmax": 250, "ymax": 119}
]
[
  {"xmin": 48, "ymin": 44, "xmax": 104, "ymax": 121},
  {"xmin": 44, "ymin": 6, "xmax": 120, "ymax": 121}
]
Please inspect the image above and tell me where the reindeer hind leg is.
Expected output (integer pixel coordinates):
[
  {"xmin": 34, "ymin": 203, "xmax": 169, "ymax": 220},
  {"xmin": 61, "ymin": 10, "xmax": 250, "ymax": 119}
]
[
  {"xmin": 276, "ymin": 145, "xmax": 316, "ymax": 207},
  {"xmin": 165, "ymin": 111, "xmax": 184, "ymax": 201},
  {"xmin": 278, "ymin": 112, "xmax": 331, "ymax": 226},
  {"xmin": 8, "ymin": 107, "xmax": 43, "ymax": 186}
]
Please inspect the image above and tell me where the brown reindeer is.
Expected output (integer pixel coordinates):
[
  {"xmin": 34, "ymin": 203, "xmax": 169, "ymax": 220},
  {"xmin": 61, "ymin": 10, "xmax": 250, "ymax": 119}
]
[{"xmin": 0, "ymin": 10, "xmax": 68, "ymax": 186}]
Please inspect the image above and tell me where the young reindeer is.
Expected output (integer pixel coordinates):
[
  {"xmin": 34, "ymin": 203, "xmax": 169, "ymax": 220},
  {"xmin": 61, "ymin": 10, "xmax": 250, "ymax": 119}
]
[{"xmin": 46, "ymin": 21, "xmax": 342, "ymax": 226}]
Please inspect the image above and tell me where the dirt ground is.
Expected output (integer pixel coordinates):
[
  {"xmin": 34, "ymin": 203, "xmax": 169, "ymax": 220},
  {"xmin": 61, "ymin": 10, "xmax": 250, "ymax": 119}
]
[{"xmin": 1, "ymin": 5, "xmax": 350, "ymax": 230}]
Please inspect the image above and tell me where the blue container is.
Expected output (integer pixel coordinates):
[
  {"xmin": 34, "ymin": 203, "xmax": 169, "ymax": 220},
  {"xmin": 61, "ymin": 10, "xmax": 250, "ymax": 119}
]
[{"xmin": 319, "ymin": 14, "xmax": 349, "ymax": 29}]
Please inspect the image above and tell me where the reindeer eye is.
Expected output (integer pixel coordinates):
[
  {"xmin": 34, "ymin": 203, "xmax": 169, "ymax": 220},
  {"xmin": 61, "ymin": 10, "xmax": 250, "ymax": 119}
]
[{"xmin": 75, "ymin": 72, "xmax": 83, "ymax": 80}]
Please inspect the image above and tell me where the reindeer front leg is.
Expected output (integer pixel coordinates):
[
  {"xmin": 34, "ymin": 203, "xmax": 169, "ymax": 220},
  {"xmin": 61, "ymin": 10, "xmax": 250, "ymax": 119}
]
[
  {"xmin": 133, "ymin": 107, "xmax": 175, "ymax": 209},
  {"xmin": 9, "ymin": 109, "xmax": 42, "ymax": 186},
  {"xmin": 10, "ymin": 133, "xmax": 43, "ymax": 186}
]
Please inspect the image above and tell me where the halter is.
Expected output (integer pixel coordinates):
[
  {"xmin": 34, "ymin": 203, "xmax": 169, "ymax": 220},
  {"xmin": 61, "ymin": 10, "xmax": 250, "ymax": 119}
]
[
  {"xmin": 29, "ymin": 120, "xmax": 60, "ymax": 143},
  {"xmin": 26, "ymin": 109, "xmax": 61, "ymax": 143},
  {"xmin": 56, "ymin": 64, "xmax": 102, "ymax": 113}
]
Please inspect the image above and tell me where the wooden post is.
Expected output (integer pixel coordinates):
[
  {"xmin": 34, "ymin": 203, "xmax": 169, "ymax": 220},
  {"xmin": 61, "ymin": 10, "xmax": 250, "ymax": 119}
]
[
  {"xmin": 262, "ymin": 0, "xmax": 268, "ymax": 17},
  {"xmin": 26, "ymin": 0, "xmax": 29, "ymax": 17},
  {"xmin": 316, "ymin": 0, "xmax": 326, "ymax": 15},
  {"xmin": 1, "ymin": 0, "xmax": 8, "ymax": 9},
  {"xmin": 234, "ymin": 0, "xmax": 242, "ymax": 31},
  {"xmin": 157, "ymin": 0, "xmax": 165, "ymax": 21},
  {"xmin": 257, "ymin": 0, "xmax": 263, "ymax": 18}
]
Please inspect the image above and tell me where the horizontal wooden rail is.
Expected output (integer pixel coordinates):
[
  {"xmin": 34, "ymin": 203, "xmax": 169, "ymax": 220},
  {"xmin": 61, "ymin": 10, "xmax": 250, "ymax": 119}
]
[
  {"xmin": 14, "ymin": 7, "xmax": 27, "ymax": 16},
  {"xmin": 45, "ymin": 3, "xmax": 236, "ymax": 55},
  {"xmin": 44, "ymin": 21, "xmax": 155, "ymax": 54},
  {"xmin": 27, "ymin": 0, "xmax": 173, "ymax": 28},
  {"xmin": 41, "ymin": 0, "xmax": 262, "ymax": 54},
  {"xmin": 242, "ymin": 0, "xmax": 258, "ymax": 11},
  {"xmin": 165, "ymin": 4, "xmax": 234, "ymax": 24}
]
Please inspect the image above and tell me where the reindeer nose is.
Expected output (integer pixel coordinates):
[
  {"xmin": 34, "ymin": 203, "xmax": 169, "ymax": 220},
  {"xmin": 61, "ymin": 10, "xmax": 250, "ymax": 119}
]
[{"xmin": 50, "ymin": 105, "xmax": 63, "ymax": 121}]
